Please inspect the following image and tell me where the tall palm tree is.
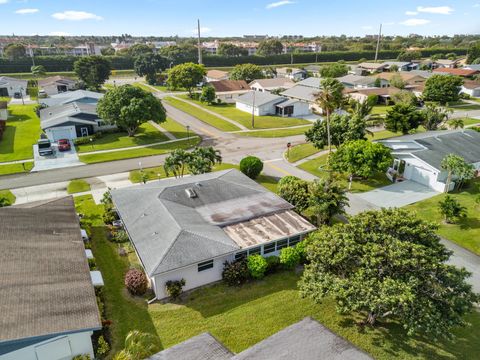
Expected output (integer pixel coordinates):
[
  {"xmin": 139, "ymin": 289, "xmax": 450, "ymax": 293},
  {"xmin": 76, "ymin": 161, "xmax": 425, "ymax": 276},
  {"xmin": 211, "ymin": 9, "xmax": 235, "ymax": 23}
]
[
  {"xmin": 163, "ymin": 149, "xmax": 191, "ymax": 178},
  {"xmin": 315, "ymin": 78, "xmax": 345, "ymax": 153},
  {"xmin": 113, "ymin": 330, "xmax": 159, "ymax": 360}
]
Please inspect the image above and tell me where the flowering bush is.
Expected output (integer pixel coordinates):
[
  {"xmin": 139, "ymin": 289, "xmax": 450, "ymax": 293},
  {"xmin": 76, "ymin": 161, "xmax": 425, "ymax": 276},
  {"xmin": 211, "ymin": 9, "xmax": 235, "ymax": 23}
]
[{"xmin": 124, "ymin": 268, "xmax": 148, "ymax": 296}]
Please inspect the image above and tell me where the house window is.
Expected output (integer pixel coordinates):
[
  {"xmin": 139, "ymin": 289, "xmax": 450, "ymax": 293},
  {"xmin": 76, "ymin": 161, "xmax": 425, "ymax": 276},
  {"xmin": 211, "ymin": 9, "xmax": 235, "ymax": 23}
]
[
  {"xmin": 235, "ymin": 251, "xmax": 247, "ymax": 261},
  {"xmin": 198, "ymin": 259, "xmax": 214, "ymax": 272},
  {"xmin": 263, "ymin": 242, "xmax": 276, "ymax": 254},
  {"xmin": 288, "ymin": 235, "xmax": 301, "ymax": 247},
  {"xmin": 276, "ymin": 239, "xmax": 288, "ymax": 250},
  {"xmin": 248, "ymin": 247, "xmax": 261, "ymax": 256}
]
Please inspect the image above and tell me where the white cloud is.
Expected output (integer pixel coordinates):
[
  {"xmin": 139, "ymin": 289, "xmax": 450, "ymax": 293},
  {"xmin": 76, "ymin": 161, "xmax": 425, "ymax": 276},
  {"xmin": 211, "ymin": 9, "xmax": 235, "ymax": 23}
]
[
  {"xmin": 400, "ymin": 18, "xmax": 431, "ymax": 26},
  {"xmin": 49, "ymin": 31, "xmax": 71, "ymax": 36},
  {"xmin": 405, "ymin": 11, "xmax": 418, "ymax": 15},
  {"xmin": 15, "ymin": 8, "xmax": 39, "ymax": 14},
  {"xmin": 474, "ymin": 3, "xmax": 480, "ymax": 7},
  {"xmin": 266, "ymin": 1, "xmax": 295, "ymax": 9},
  {"xmin": 52, "ymin": 10, "xmax": 103, "ymax": 21},
  {"xmin": 417, "ymin": 6, "xmax": 454, "ymax": 15},
  {"xmin": 361, "ymin": 25, "xmax": 373, "ymax": 30},
  {"xmin": 0, "ymin": 0, "xmax": 9, "ymax": 4},
  {"xmin": 191, "ymin": 27, "xmax": 211, "ymax": 34}
]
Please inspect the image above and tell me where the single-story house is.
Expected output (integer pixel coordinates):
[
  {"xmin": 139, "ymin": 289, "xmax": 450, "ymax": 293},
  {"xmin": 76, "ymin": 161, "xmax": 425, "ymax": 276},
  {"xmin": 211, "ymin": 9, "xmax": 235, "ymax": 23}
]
[
  {"xmin": 461, "ymin": 80, "xmax": 480, "ymax": 98},
  {"xmin": 304, "ymin": 64, "xmax": 322, "ymax": 77},
  {"xmin": 276, "ymin": 67, "xmax": 306, "ymax": 81},
  {"xmin": 205, "ymin": 69, "xmax": 229, "ymax": 82},
  {"xmin": 432, "ymin": 68, "xmax": 479, "ymax": 78},
  {"xmin": 40, "ymin": 101, "xmax": 115, "ymax": 141},
  {"xmin": 38, "ymin": 76, "xmax": 77, "ymax": 96},
  {"xmin": 236, "ymin": 91, "xmax": 310, "ymax": 117},
  {"xmin": 111, "ymin": 170, "xmax": 316, "ymax": 300},
  {"xmin": 378, "ymin": 130, "xmax": 480, "ymax": 192},
  {"xmin": 464, "ymin": 64, "xmax": 480, "ymax": 71},
  {"xmin": 0, "ymin": 101, "xmax": 7, "ymax": 121},
  {"xmin": 409, "ymin": 69, "xmax": 435, "ymax": 79},
  {"xmin": 375, "ymin": 71, "xmax": 427, "ymax": 86},
  {"xmin": 434, "ymin": 59, "xmax": 460, "ymax": 69},
  {"xmin": 357, "ymin": 62, "xmax": 387, "ymax": 74},
  {"xmin": 147, "ymin": 317, "xmax": 372, "ymax": 360},
  {"xmin": 0, "ymin": 76, "xmax": 27, "ymax": 97},
  {"xmin": 281, "ymin": 84, "xmax": 318, "ymax": 103},
  {"xmin": 382, "ymin": 61, "xmax": 416, "ymax": 72},
  {"xmin": 337, "ymin": 74, "xmax": 389, "ymax": 89},
  {"xmin": 40, "ymin": 89, "xmax": 104, "ymax": 107},
  {"xmin": 209, "ymin": 80, "xmax": 250, "ymax": 103},
  {"xmin": 0, "ymin": 197, "xmax": 101, "ymax": 360},
  {"xmin": 347, "ymin": 87, "xmax": 402, "ymax": 104},
  {"xmin": 249, "ymin": 78, "xmax": 295, "ymax": 92}
]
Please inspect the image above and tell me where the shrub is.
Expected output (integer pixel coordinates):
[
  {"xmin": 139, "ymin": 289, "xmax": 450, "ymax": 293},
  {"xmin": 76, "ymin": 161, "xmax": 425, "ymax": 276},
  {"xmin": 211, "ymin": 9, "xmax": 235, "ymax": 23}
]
[
  {"xmin": 222, "ymin": 259, "xmax": 250, "ymax": 286},
  {"xmin": 279, "ymin": 247, "xmax": 301, "ymax": 269},
  {"xmin": 247, "ymin": 255, "xmax": 268, "ymax": 279},
  {"xmin": 439, "ymin": 195, "xmax": 467, "ymax": 224},
  {"xmin": 295, "ymin": 241, "xmax": 307, "ymax": 264},
  {"xmin": 239, "ymin": 156, "xmax": 264, "ymax": 179},
  {"xmin": 124, "ymin": 268, "xmax": 148, "ymax": 296},
  {"xmin": 112, "ymin": 230, "xmax": 129, "ymax": 243},
  {"xmin": 165, "ymin": 279, "xmax": 186, "ymax": 299},
  {"xmin": 88, "ymin": 258, "xmax": 97, "ymax": 270},
  {"xmin": 95, "ymin": 335, "xmax": 110, "ymax": 359},
  {"xmin": 103, "ymin": 209, "xmax": 118, "ymax": 225},
  {"xmin": 265, "ymin": 255, "xmax": 280, "ymax": 274},
  {"xmin": 73, "ymin": 355, "xmax": 91, "ymax": 360},
  {"xmin": 0, "ymin": 195, "xmax": 12, "ymax": 208}
]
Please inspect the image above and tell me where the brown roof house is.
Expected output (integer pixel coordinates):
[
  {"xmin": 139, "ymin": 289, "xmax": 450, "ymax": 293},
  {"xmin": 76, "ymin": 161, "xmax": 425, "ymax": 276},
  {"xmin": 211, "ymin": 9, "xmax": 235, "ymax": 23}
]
[
  {"xmin": 38, "ymin": 76, "xmax": 77, "ymax": 96},
  {"xmin": 461, "ymin": 80, "xmax": 480, "ymax": 98},
  {"xmin": 0, "ymin": 197, "xmax": 101, "ymax": 360},
  {"xmin": 205, "ymin": 70, "xmax": 229, "ymax": 82},
  {"xmin": 433, "ymin": 68, "xmax": 479, "ymax": 78},
  {"xmin": 209, "ymin": 80, "xmax": 250, "ymax": 103},
  {"xmin": 249, "ymin": 78, "xmax": 295, "ymax": 93}
]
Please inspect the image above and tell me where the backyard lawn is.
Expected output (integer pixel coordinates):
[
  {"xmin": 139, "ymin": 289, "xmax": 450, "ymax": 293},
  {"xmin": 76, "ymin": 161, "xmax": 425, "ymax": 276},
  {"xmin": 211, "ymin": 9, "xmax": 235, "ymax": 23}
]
[
  {"xmin": 406, "ymin": 180, "xmax": 480, "ymax": 255},
  {"xmin": 75, "ymin": 195, "xmax": 480, "ymax": 360},
  {"xmin": 0, "ymin": 104, "xmax": 41, "ymax": 162},
  {"xmin": 76, "ymin": 122, "xmax": 169, "ymax": 153},
  {"xmin": 67, "ymin": 179, "xmax": 91, "ymax": 194}
]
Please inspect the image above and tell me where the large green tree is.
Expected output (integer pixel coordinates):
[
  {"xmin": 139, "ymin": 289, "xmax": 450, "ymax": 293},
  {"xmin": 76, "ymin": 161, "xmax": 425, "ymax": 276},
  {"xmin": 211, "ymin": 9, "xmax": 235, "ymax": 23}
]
[
  {"xmin": 320, "ymin": 62, "xmax": 349, "ymax": 78},
  {"xmin": 217, "ymin": 43, "xmax": 248, "ymax": 57},
  {"xmin": 423, "ymin": 74, "xmax": 463, "ymax": 105},
  {"xmin": 422, "ymin": 103, "xmax": 452, "ymax": 130},
  {"xmin": 73, "ymin": 56, "xmax": 111, "ymax": 90},
  {"xmin": 330, "ymin": 140, "xmax": 392, "ymax": 179},
  {"xmin": 397, "ymin": 50, "xmax": 422, "ymax": 62},
  {"xmin": 166, "ymin": 62, "xmax": 205, "ymax": 96},
  {"xmin": 277, "ymin": 176, "xmax": 311, "ymax": 212},
  {"xmin": 229, "ymin": 63, "xmax": 264, "ymax": 83},
  {"xmin": 3, "ymin": 43, "xmax": 26, "ymax": 60},
  {"xmin": 257, "ymin": 39, "xmax": 284, "ymax": 56},
  {"xmin": 164, "ymin": 149, "xmax": 191, "ymax": 178},
  {"xmin": 97, "ymin": 85, "xmax": 166, "ymax": 136},
  {"xmin": 385, "ymin": 103, "xmax": 425, "ymax": 134},
  {"xmin": 163, "ymin": 147, "xmax": 221, "ymax": 177},
  {"xmin": 466, "ymin": 41, "xmax": 480, "ymax": 64},
  {"xmin": 119, "ymin": 43, "xmax": 153, "ymax": 58},
  {"xmin": 308, "ymin": 176, "xmax": 349, "ymax": 225},
  {"xmin": 300, "ymin": 208, "xmax": 479, "ymax": 336},
  {"xmin": 159, "ymin": 43, "xmax": 198, "ymax": 63},
  {"xmin": 133, "ymin": 53, "xmax": 167, "ymax": 85}
]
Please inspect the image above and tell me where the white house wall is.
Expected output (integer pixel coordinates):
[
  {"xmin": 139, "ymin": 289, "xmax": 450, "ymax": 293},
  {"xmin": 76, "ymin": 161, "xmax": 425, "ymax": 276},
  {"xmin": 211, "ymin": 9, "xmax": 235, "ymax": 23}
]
[
  {"xmin": 0, "ymin": 332, "xmax": 95, "ymax": 360},
  {"xmin": 45, "ymin": 126, "xmax": 77, "ymax": 141},
  {"xmin": 291, "ymin": 101, "xmax": 311, "ymax": 117}
]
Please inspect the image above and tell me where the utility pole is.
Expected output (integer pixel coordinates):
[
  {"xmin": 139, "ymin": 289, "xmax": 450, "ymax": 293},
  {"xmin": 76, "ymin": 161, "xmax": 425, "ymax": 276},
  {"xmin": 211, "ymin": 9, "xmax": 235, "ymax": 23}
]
[
  {"xmin": 197, "ymin": 19, "xmax": 203, "ymax": 65},
  {"xmin": 374, "ymin": 23, "xmax": 382, "ymax": 62}
]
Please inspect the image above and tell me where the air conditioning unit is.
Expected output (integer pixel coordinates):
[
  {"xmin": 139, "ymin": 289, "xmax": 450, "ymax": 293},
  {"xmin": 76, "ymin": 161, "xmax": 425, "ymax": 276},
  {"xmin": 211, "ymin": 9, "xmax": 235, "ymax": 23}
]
[{"xmin": 185, "ymin": 188, "xmax": 197, "ymax": 198}]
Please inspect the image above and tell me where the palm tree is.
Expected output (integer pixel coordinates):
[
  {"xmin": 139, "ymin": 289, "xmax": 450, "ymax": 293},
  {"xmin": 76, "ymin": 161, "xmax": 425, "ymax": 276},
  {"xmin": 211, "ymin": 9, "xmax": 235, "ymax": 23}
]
[
  {"xmin": 315, "ymin": 78, "xmax": 345, "ymax": 153},
  {"xmin": 448, "ymin": 118, "xmax": 464, "ymax": 130},
  {"xmin": 163, "ymin": 149, "xmax": 191, "ymax": 178},
  {"xmin": 188, "ymin": 147, "xmax": 222, "ymax": 175},
  {"xmin": 113, "ymin": 330, "xmax": 159, "ymax": 360}
]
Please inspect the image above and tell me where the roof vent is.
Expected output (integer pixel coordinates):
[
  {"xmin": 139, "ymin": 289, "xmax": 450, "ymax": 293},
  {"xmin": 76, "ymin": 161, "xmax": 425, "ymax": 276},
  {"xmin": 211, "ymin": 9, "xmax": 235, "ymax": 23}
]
[
  {"xmin": 195, "ymin": 182, "xmax": 202, "ymax": 187},
  {"xmin": 185, "ymin": 188, "xmax": 197, "ymax": 198}
]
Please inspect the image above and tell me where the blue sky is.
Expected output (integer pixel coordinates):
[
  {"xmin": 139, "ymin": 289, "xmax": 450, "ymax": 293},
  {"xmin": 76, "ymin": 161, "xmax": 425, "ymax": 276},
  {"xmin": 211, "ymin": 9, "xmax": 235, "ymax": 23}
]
[{"xmin": 1, "ymin": 0, "xmax": 479, "ymax": 37}]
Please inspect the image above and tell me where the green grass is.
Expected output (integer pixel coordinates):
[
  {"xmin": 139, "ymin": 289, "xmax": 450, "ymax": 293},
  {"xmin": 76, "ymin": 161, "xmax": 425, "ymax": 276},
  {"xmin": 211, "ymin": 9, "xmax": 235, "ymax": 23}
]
[
  {"xmin": 160, "ymin": 117, "xmax": 191, "ymax": 139},
  {"xmin": 371, "ymin": 105, "xmax": 394, "ymax": 115},
  {"xmin": 447, "ymin": 104, "xmax": 480, "ymax": 111},
  {"xmin": 67, "ymin": 179, "xmax": 91, "ymax": 194},
  {"xmin": 79, "ymin": 137, "xmax": 201, "ymax": 164},
  {"xmin": 76, "ymin": 123, "xmax": 169, "ymax": 153},
  {"xmin": 286, "ymin": 143, "xmax": 322, "ymax": 163},
  {"xmin": 0, "ymin": 161, "xmax": 34, "ymax": 176},
  {"xmin": 298, "ymin": 153, "xmax": 391, "ymax": 193},
  {"xmin": 0, "ymin": 104, "xmax": 41, "ymax": 162},
  {"xmin": 0, "ymin": 190, "xmax": 16, "ymax": 205},
  {"xmin": 406, "ymin": 180, "xmax": 480, "ymax": 255},
  {"xmin": 178, "ymin": 95, "xmax": 311, "ymax": 130},
  {"xmin": 236, "ymin": 125, "xmax": 312, "ymax": 138},
  {"xmin": 165, "ymin": 97, "xmax": 241, "ymax": 132},
  {"xmin": 462, "ymin": 118, "xmax": 480, "ymax": 126}
]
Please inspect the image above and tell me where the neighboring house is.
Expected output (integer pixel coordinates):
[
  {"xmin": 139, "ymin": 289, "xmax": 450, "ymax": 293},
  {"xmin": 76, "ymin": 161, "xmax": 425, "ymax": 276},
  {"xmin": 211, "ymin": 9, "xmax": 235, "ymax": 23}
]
[
  {"xmin": 111, "ymin": 170, "xmax": 316, "ymax": 300},
  {"xmin": 409, "ymin": 69, "xmax": 435, "ymax": 79},
  {"xmin": 382, "ymin": 61, "xmax": 416, "ymax": 72},
  {"xmin": 464, "ymin": 64, "xmax": 480, "ymax": 71},
  {"xmin": 347, "ymin": 87, "xmax": 402, "ymax": 104},
  {"xmin": 357, "ymin": 62, "xmax": 387, "ymax": 74},
  {"xmin": 304, "ymin": 64, "xmax": 322, "ymax": 77},
  {"xmin": 432, "ymin": 68, "xmax": 479, "ymax": 78},
  {"xmin": 434, "ymin": 59, "xmax": 460, "ymax": 69},
  {"xmin": 38, "ymin": 76, "xmax": 77, "ymax": 96},
  {"xmin": 205, "ymin": 70, "xmax": 229, "ymax": 82},
  {"xmin": 40, "ymin": 102, "xmax": 115, "ymax": 141},
  {"xmin": 461, "ymin": 80, "xmax": 480, "ymax": 98},
  {"xmin": 276, "ymin": 67, "xmax": 306, "ymax": 81},
  {"xmin": 0, "ymin": 197, "xmax": 101, "ymax": 360},
  {"xmin": 378, "ymin": 130, "xmax": 480, "ymax": 192},
  {"xmin": 0, "ymin": 76, "xmax": 27, "ymax": 97},
  {"xmin": 375, "ymin": 71, "xmax": 427, "ymax": 85},
  {"xmin": 249, "ymin": 78, "xmax": 295, "ymax": 92},
  {"xmin": 147, "ymin": 317, "xmax": 372, "ymax": 360},
  {"xmin": 40, "ymin": 89, "xmax": 104, "ymax": 107},
  {"xmin": 337, "ymin": 74, "xmax": 389, "ymax": 89},
  {"xmin": 236, "ymin": 91, "xmax": 310, "ymax": 117},
  {"xmin": 209, "ymin": 80, "xmax": 250, "ymax": 103},
  {"xmin": 280, "ymin": 77, "xmax": 323, "ymax": 104},
  {"xmin": 0, "ymin": 101, "xmax": 7, "ymax": 121}
]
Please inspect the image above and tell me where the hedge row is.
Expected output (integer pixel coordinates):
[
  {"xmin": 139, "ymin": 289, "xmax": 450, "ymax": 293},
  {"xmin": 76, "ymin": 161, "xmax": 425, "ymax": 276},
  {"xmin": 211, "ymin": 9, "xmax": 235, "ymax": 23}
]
[{"xmin": 0, "ymin": 48, "xmax": 467, "ymax": 73}]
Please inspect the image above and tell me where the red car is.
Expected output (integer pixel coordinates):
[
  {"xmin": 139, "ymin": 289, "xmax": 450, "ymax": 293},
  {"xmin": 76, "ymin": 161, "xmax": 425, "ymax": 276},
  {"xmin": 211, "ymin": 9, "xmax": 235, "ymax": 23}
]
[{"xmin": 57, "ymin": 138, "xmax": 71, "ymax": 152}]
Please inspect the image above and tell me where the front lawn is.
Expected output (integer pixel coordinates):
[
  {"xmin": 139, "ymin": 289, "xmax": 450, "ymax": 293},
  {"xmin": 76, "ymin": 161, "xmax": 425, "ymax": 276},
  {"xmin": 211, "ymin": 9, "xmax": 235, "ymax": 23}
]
[
  {"xmin": 406, "ymin": 180, "xmax": 480, "ymax": 255},
  {"xmin": 160, "ymin": 117, "xmax": 191, "ymax": 139},
  {"xmin": 0, "ymin": 161, "xmax": 34, "ymax": 176},
  {"xmin": 371, "ymin": 105, "xmax": 394, "ymax": 115},
  {"xmin": 286, "ymin": 143, "xmax": 322, "ymax": 163},
  {"xmin": 236, "ymin": 125, "xmax": 312, "ymax": 138},
  {"xmin": 67, "ymin": 179, "xmax": 91, "ymax": 194},
  {"xmin": 76, "ymin": 195, "xmax": 480, "ymax": 360},
  {"xmin": 76, "ymin": 122, "xmax": 169, "ymax": 153},
  {"xmin": 298, "ymin": 153, "xmax": 391, "ymax": 193},
  {"xmin": 462, "ymin": 118, "xmax": 480, "ymax": 127},
  {"xmin": 447, "ymin": 104, "xmax": 480, "ymax": 111},
  {"xmin": 0, "ymin": 104, "xmax": 41, "ymax": 162},
  {"xmin": 0, "ymin": 189, "xmax": 15, "ymax": 205}
]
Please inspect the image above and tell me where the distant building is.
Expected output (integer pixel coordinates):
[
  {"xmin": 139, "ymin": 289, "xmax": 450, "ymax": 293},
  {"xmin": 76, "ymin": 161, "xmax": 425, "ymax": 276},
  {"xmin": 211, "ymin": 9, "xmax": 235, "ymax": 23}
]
[
  {"xmin": 38, "ymin": 76, "xmax": 77, "ymax": 96},
  {"xmin": 0, "ymin": 76, "xmax": 28, "ymax": 97}
]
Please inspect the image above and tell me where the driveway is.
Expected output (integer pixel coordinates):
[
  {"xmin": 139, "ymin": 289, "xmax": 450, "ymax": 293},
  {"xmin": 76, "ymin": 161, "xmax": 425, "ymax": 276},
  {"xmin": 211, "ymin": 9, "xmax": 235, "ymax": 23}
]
[
  {"xmin": 356, "ymin": 180, "xmax": 439, "ymax": 208},
  {"xmin": 32, "ymin": 142, "xmax": 84, "ymax": 172}
]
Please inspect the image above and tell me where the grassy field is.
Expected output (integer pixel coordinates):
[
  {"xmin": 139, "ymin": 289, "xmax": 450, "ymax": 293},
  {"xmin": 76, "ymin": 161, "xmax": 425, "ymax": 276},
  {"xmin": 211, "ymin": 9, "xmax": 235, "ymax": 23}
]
[
  {"xmin": 178, "ymin": 95, "xmax": 311, "ymax": 130},
  {"xmin": 67, "ymin": 179, "xmax": 91, "ymax": 194},
  {"xmin": 236, "ymin": 125, "xmax": 312, "ymax": 138},
  {"xmin": 0, "ymin": 189, "xmax": 16, "ymax": 205},
  {"xmin": 76, "ymin": 123, "xmax": 169, "ymax": 153},
  {"xmin": 286, "ymin": 143, "xmax": 321, "ymax": 163},
  {"xmin": 79, "ymin": 137, "xmax": 201, "ymax": 164},
  {"xmin": 0, "ymin": 161, "xmax": 34, "ymax": 176},
  {"xmin": 0, "ymin": 104, "xmax": 41, "ymax": 162},
  {"xmin": 165, "ymin": 97, "xmax": 241, "ymax": 132},
  {"xmin": 406, "ymin": 180, "xmax": 480, "ymax": 255},
  {"xmin": 160, "ymin": 117, "xmax": 191, "ymax": 139},
  {"xmin": 75, "ymin": 194, "xmax": 480, "ymax": 360},
  {"xmin": 462, "ymin": 118, "xmax": 480, "ymax": 126}
]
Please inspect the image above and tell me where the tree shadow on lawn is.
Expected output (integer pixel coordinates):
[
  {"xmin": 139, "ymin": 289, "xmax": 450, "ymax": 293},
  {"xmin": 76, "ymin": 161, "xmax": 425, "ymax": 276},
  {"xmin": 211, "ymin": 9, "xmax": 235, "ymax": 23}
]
[
  {"xmin": 7, "ymin": 114, "xmax": 33, "ymax": 122},
  {"xmin": 458, "ymin": 217, "xmax": 480, "ymax": 231},
  {"xmin": 0, "ymin": 126, "xmax": 14, "ymax": 154}
]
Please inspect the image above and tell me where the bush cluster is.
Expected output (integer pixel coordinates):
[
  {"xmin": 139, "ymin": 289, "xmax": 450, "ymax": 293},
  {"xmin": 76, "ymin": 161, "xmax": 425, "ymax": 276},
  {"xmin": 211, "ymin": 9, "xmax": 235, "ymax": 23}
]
[
  {"xmin": 111, "ymin": 229, "xmax": 129, "ymax": 243},
  {"xmin": 222, "ymin": 259, "xmax": 250, "ymax": 286},
  {"xmin": 247, "ymin": 255, "xmax": 268, "ymax": 279},
  {"xmin": 239, "ymin": 156, "xmax": 264, "ymax": 179},
  {"xmin": 279, "ymin": 246, "xmax": 301, "ymax": 269},
  {"xmin": 125, "ymin": 268, "xmax": 148, "ymax": 296},
  {"xmin": 165, "ymin": 279, "xmax": 186, "ymax": 299},
  {"xmin": 265, "ymin": 255, "xmax": 280, "ymax": 274}
]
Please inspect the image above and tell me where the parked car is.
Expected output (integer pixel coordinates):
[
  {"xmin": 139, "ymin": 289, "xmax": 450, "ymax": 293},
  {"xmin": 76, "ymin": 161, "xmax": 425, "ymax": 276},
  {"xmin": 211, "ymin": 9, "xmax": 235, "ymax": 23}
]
[
  {"xmin": 57, "ymin": 138, "xmax": 71, "ymax": 152},
  {"xmin": 13, "ymin": 92, "xmax": 22, "ymax": 99},
  {"xmin": 37, "ymin": 138, "xmax": 54, "ymax": 156}
]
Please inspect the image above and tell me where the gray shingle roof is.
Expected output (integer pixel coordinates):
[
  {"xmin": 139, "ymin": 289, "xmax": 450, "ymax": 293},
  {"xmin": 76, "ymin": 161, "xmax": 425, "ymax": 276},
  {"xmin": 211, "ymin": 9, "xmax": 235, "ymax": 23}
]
[
  {"xmin": 40, "ymin": 101, "xmax": 99, "ymax": 129},
  {"xmin": 236, "ymin": 91, "xmax": 286, "ymax": 107},
  {"xmin": 0, "ymin": 76, "xmax": 28, "ymax": 87},
  {"xmin": 41, "ymin": 89, "xmax": 103, "ymax": 107},
  {"xmin": 0, "ymin": 197, "xmax": 101, "ymax": 346},
  {"xmin": 281, "ymin": 84, "xmax": 319, "ymax": 102},
  {"xmin": 111, "ymin": 170, "xmax": 294, "ymax": 276},
  {"xmin": 148, "ymin": 333, "xmax": 233, "ymax": 360},
  {"xmin": 296, "ymin": 77, "xmax": 322, "ymax": 88}
]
